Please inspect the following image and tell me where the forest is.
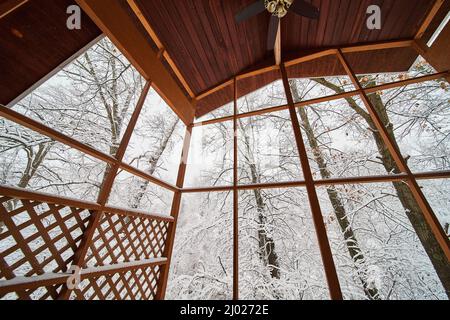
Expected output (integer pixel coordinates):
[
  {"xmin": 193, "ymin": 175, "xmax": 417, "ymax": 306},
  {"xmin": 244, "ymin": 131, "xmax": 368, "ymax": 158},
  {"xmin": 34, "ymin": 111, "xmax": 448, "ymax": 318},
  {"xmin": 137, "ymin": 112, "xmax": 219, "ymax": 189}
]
[{"xmin": 0, "ymin": 38, "xmax": 449, "ymax": 300}]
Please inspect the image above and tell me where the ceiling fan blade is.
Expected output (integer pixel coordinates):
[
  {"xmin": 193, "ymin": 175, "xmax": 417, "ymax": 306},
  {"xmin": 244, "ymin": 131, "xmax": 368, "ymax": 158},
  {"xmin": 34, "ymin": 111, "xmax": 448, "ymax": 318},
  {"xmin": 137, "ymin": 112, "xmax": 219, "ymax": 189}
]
[
  {"xmin": 235, "ymin": 0, "xmax": 266, "ymax": 23},
  {"xmin": 267, "ymin": 15, "xmax": 280, "ymax": 51},
  {"xmin": 290, "ymin": 0, "xmax": 320, "ymax": 20}
]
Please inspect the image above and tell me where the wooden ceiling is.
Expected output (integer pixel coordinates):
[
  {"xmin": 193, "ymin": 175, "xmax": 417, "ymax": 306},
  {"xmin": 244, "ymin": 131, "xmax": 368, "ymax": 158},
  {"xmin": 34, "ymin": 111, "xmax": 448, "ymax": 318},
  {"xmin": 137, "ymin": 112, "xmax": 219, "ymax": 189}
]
[
  {"xmin": 0, "ymin": 0, "xmax": 101, "ymax": 107},
  {"xmin": 1, "ymin": 0, "xmax": 449, "ymax": 121},
  {"xmin": 131, "ymin": 0, "xmax": 449, "ymax": 117}
]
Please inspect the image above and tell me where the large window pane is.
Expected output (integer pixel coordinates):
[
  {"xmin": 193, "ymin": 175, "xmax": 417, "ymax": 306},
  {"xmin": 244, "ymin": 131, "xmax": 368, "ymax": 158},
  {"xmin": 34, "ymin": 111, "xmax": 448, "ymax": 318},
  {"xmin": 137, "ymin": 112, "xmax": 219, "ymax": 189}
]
[
  {"xmin": 10, "ymin": 38, "xmax": 145, "ymax": 156},
  {"xmin": 167, "ymin": 192, "xmax": 232, "ymax": 300},
  {"xmin": 376, "ymin": 79, "xmax": 450, "ymax": 173},
  {"xmin": 108, "ymin": 171, "xmax": 174, "ymax": 216},
  {"xmin": 238, "ymin": 110, "xmax": 303, "ymax": 184},
  {"xmin": 239, "ymin": 187, "xmax": 328, "ymax": 300},
  {"xmin": 0, "ymin": 118, "xmax": 107, "ymax": 201},
  {"xmin": 184, "ymin": 122, "xmax": 233, "ymax": 188},
  {"xmin": 317, "ymin": 183, "xmax": 447, "ymax": 300},
  {"xmin": 123, "ymin": 88, "xmax": 185, "ymax": 185},
  {"xmin": 295, "ymin": 97, "xmax": 387, "ymax": 179}
]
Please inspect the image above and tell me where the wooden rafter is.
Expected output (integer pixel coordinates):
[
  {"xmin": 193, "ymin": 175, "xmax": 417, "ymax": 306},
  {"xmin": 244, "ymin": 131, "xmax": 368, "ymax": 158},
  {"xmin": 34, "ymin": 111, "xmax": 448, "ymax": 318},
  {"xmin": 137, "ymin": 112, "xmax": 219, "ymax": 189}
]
[
  {"xmin": 274, "ymin": 20, "xmax": 282, "ymax": 66},
  {"xmin": 415, "ymin": 0, "xmax": 445, "ymax": 39},
  {"xmin": 126, "ymin": 0, "xmax": 195, "ymax": 99},
  {"xmin": 0, "ymin": 0, "xmax": 27, "ymax": 19},
  {"xmin": 75, "ymin": 0, "xmax": 195, "ymax": 125}
]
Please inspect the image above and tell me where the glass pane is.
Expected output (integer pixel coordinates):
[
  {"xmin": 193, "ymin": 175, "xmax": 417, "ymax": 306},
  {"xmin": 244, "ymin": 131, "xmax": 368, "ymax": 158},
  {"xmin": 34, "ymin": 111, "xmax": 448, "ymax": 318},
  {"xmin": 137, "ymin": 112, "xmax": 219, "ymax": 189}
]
[
  {"xmin": 317, "ymin": 183, "xmax": 447, "ymax": 300},
  {"xmin": 10, "ymin": 38, "xmax": 145, "ymax": 156},
  {"xmin": 167, "ymin": 192, "xmax": 232, "ymax": 300},
  {"xmin": 0, "ymin": 118, "xmax": 106, "ymax": 201},
  {"xmin": 238, "ymin": 110, "xmax": 303, "ymax": 184},
  {"xmin": 184, "ymin": 122, "xmax": 233, "ymax": 188},
  {"xmin": 375, "ymin": 78, "xmax": 450, "ymax": 173},
  {"xmin": 239, "ymin": 187, "xmax": 328, "ymax": 300},
  {"xmin": 418, "ymin": 179, "xmax": 450, "ymax": 233},
  {"xmin": 108, "ymin": 170, "xmax": 174, "ymax": 216},
  {"xmin": 295, "ymin": 97, "xmax": 388, "ymax": 179},
  {"xmin": 287, "ymin": 54, "xmax": 356, "ymax": 102},
  {"xmin": 123, "ymin": 88, "xmax": 186, "ymax": 185},
  {"xmin": 237, "ymin": 69, "xmax": 287, "ymax": 114}
]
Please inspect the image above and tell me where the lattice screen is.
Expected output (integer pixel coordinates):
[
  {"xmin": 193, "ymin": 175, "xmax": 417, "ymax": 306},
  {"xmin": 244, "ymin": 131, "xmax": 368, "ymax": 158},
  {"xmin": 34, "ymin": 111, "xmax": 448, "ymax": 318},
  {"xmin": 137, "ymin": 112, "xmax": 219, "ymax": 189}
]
[{"xmin": 0, "ymin": 191, "xmax": 172, "ymax": 300}]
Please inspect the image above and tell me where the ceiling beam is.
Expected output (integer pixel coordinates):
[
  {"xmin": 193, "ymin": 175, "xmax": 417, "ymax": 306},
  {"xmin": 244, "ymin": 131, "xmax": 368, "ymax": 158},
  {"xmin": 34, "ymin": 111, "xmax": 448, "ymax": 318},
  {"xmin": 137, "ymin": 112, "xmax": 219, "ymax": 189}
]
[
  {"xmin": 0, "ymin": 0, "xmax": 28, "ymax": 19},
  {"xmin": 75, "ymin": 0, "xmax": 195, "ymax": 125},
  {"xmin": 126, "ymin": 0, "xmax": 195, "ymax": 99},
  {"xmin": 415, "ymin": 0, "xmax": 445, "ymax": 39},
  {"xmin": 274, "ymin": 20, "xmax": 281, "ymax": 66}
]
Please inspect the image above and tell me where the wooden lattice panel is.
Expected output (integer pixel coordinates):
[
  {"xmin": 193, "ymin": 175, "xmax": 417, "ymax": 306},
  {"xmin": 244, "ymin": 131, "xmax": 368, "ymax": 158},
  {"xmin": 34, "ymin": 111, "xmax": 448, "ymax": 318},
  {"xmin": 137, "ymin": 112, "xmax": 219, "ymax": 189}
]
[
  {"xmin": 84, "ymin": 212, "xmax": 169, "ymax": 268},
  {"xmin": 70, "ymin": 264, "xmax": 162, "ymax": 300},
  {"xmin": 0, "ymin": 188, "xmax": 172, "ymax": 300},
  {"xmin": 0, "ymin": 196, "xmax": 91, "ymax": 280}
]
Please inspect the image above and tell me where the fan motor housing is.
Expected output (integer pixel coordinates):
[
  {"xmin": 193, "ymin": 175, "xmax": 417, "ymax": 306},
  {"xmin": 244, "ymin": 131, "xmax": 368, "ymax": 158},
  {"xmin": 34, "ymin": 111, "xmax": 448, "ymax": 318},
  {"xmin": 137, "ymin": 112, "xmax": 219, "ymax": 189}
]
[{"xmin": 265, "ymin": 0, "xmax": 294, "ymax": 18}]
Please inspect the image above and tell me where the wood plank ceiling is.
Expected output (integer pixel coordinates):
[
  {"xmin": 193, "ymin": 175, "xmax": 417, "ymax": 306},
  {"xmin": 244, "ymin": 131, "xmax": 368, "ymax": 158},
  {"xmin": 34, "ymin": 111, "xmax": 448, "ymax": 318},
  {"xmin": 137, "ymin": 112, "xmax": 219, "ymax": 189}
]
[
  {"xmin": 1, "ymin": 0, "xmax": 448, "ymax": 120},
  {"xmin": 0, "ymin": 0, "xmax": 101, "ymax": 107},
  {"xmin": 132, "ymin": 0, "xmax": 449, "ymax": 117}
]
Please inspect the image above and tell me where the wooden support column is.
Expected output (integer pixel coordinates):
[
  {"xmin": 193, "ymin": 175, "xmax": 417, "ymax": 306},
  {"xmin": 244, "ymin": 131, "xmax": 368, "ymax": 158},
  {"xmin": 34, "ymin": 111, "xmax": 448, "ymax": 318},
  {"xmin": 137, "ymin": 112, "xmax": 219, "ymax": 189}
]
[
  {"xmin": 156, "ymin": 124, "xmax": 193, "ymax": 300},
  {"xmin": 233, "ymin": 78, "xmax": 239, "ymax": 300},
  {"xmin": 336, "ymin": 50, "xmax": 450, "ymax": 261},
  {"xmin": 58, "ymin": 82, "xmax": 152, "ymax": 299},
  {"xmin": 280, "ymin": 64, "xmax": 343, "ymax": 300}
]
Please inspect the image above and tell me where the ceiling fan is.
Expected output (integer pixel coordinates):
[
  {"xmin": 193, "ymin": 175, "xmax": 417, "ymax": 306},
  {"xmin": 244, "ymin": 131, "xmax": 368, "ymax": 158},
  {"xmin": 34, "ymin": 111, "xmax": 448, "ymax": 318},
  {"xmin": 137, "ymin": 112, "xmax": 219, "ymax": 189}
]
[{"xmin": 235, "ymin": 0, "xmax": 320, "ymax": 51}]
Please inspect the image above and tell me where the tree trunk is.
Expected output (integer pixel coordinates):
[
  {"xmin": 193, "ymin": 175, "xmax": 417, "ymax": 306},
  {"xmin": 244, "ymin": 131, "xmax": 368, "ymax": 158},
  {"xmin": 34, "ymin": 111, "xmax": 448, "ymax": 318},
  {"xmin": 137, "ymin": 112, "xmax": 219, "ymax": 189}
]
[
  {"xmin": 239, "ymin": 119, "xmax": 280, "ymax": 279},
  {"xmin": 290, "ymin": 81, "xmax": 380, "ymax": 299},
  {"xmin": 313, "ymin": 78, "xmax": 450, "ymax": 298}
]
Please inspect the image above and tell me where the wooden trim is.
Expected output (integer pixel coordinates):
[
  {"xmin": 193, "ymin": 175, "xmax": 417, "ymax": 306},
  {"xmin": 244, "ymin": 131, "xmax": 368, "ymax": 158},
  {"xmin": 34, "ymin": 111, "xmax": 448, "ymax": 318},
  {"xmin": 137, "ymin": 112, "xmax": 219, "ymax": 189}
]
[
  {"xmin": 195, "ymin": 39, "xmax": 416, "ymax": 102},
  {"xmin": 0, "ymin": 102, "xmax": 178, "ymax": 193},
  {"xmin": 337, "ymin": 49, "xmax": 450, "ymax": 261},
  {"xmin": 0, "ymin": 104, "xmax": 117, "ymax": 165},
  {"xmin": 0, "ymin": 0, "xmax": 28, "ymax": 19},
  {"xmin": 340, "ymin": 40, "xmax": 414, "ymax": 53},
  {"xmin": 281, "ymin": 64, "xmax": 343, "ymax": 300},
  {"xmin": 156, "ymin": 125, "xmax": 193, "ymax": 300},
  {"xmin": 193, "ymin": 70, "xmax": 449, "ymax": 128},
  {"xmin": 0, "ymin": 258, "xmax": 167, "ymax": 296},
  {"xmin": 0, "ymin": 185, "xmax": 174, "ymax": 223},
  {"xmin": 232, "ymin": 78, "xmax": 239, "ymax": 300},
  {"xmin": 180, "ymin": 170, "xmax": 450, "ymax": 193},
  {"xmin": 415, "ymin": 0, "xmax": 445, "ymax": 39},
  {"xmin": 274, "ymin": 20, "xmax": 281, "ymax": 66},
  {"xmin": 126, "ymin": 0, "xmax": 195, "ymax": 98}
]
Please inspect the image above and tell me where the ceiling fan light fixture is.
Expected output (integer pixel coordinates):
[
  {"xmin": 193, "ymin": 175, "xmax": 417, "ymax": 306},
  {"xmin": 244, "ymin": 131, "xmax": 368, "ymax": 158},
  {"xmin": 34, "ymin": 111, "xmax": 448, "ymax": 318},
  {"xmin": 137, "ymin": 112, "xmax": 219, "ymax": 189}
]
[{"xmin": 264, "ymin": 0, "xmax": 293, "ymax": 18}]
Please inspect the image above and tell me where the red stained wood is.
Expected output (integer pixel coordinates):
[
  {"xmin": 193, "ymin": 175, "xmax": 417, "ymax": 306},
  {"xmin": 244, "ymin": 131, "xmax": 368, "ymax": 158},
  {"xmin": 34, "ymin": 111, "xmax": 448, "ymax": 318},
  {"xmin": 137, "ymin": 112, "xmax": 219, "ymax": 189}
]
[{"xmin": 0, "ymin": 0, "xmax": 101, "ymax": 106}]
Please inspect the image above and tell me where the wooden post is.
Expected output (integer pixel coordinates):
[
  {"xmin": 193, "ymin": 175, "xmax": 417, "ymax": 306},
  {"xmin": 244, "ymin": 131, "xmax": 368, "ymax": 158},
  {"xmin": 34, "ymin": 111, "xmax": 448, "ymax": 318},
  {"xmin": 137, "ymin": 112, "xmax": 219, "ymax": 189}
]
[
  {"xmin": 58, "ymin": 81, "xmax": 152, "ymax": 299},
  {"xmin": 336, "ymin": 49, "xmax": 450, "ymax": 260},
  {"xmin": 280, "ymin": 64, "xmax": 343, "ymax": 300},
  {"xmin": 233, "ymin": 77, "xmax": 239, "ymax": 300},
  {"xmin": 156, "ymin": 124, "xmax": 193, "ymax": 299}
]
